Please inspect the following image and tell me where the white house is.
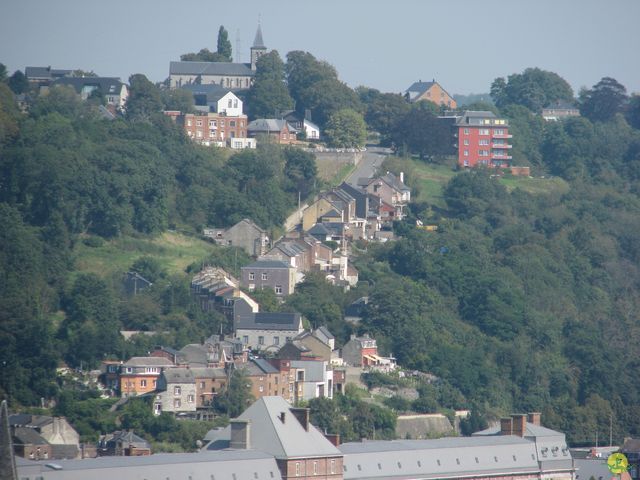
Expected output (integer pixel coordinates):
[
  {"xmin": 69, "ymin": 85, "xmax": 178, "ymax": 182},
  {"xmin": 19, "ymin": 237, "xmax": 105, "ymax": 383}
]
[
  {"xmin": 290, "ymin": 359, "xmax": 333, "ymax": 401},
  {"xmin": 235, "ymin": 312, "xmax": 304, "ymax": 352}
]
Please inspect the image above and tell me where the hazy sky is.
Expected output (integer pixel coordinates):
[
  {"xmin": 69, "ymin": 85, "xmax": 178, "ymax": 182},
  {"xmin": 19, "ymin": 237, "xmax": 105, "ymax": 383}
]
[{"xmin": 1, "ymin": 0, "xmax": 639, "ymax": 96}]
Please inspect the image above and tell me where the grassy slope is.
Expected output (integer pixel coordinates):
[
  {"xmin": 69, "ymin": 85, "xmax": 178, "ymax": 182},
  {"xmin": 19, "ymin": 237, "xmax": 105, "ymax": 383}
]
[
  {"xmin": 73, "ymin": 231, "xmax": 215, "ymax": 280},
  {"xmin": 384, "ymin": 156, "xmax": 569, "ymax": 208}
]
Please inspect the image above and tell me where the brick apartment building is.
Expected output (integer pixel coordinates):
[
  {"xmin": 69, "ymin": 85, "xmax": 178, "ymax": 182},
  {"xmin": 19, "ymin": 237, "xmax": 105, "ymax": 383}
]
[{"xmin": 454, "ymin": 110, "xmax": 513, "ymax": 168}]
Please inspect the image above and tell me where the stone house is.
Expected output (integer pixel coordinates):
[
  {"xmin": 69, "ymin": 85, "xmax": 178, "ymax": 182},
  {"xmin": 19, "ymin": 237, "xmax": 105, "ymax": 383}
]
[
  {"xmin": 241, "ymin": 259, "xmax": 297, "ymax": 297},
  {"xmin": 204, "ymin": 218, "xmax": 269, "ymax": 257},
  {"xmin": 154, "ymin": 369, "xmax": 197, "ymax": 416}
]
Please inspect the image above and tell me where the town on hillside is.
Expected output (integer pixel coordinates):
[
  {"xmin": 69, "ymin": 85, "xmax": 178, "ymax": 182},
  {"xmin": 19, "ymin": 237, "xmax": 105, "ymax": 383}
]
[{"xmin": 3, "ymin": 14, "xmax": 640, "ymax": 480}]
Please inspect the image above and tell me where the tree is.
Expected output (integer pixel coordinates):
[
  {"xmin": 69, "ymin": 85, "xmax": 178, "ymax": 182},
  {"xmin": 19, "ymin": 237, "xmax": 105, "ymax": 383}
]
[
  {"xmin": 8, "ymin": 70, "xmax": 29, "ymax": 94},
  {"xmin": 131, "ymin": 256, "xmax": 166, "ymax": 283},
  {"xmin": 213, "ymin": 368, "xmax": 254, "ymax": 417},
  {"xmin": 0, "ymin": 63, "xmax": 7, "ymax": 82},
  {"xmin": 579, "ymin": 77, "xmax": 628, "ymax": 122},
  {"xmin": 626, "ymin": 95, "xmax": 640, "ymax": 130},
  {"xmin": 245, "ymin": 50, "xmax": 293, "ymax": 119},
  {"xmin": 284, "ymin": 147, "xmax": 317, "ymax": 198},
  {"xmin": 161, "ymin": 88, "xmax": 194, "ymax": 113},
  {"xmin": 216, "ymin": 26, "xmax": 232, "ymax": 62},
  {"xmin": 126, "ymin": 74, "xmax": 163, "ymax": 121},
  {"xmin": 324, "ymin": 109, "xmax": 366, "ymax": 148},
  {"xmin": 357, "ymin": 87, "xmax": 410, "ymax": 146},
  {"xmin": 490, "ymin": 68, "xmax": 574, "ymax": 112},
  {"xmin": 392, "ymin": 101, "xmax": 452, "ymax": 159}
]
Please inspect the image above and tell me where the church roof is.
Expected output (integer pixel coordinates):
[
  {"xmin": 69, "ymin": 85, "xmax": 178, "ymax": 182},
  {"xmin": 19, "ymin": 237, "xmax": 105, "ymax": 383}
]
[
  {"xmin": 253, "ymin": 24, "xmax": 266, "ymax": 49},
  {"xmin": 170, "ymin": 61, "xmax": 254, "ymax": 77}
]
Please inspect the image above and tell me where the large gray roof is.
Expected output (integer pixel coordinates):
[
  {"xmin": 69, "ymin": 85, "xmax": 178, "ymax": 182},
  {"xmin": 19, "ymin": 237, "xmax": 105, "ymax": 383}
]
[
  {"xmin": 161, "ymin": 368, "xmax": 195, "ymax": 384},
  {"xmin": 170, "ymin": 61, "xmax": 254, "ymax": 77},
  {"xmin": 340, "ymin": 436, "xmax": 542, "ymax": 480},
  {"xmin": 236, "ymin": 312, "xmax": 302, "ymax": 331},
  {"xmin": 243, "ymin": 259, "xmax": 291, "ymax": 269},
  {"xmin": 248, "ymin": 119, "xmax": 296, "ymax": 133},
  {"xmin": 206, "ymin": 396, "xmax": 341, "ymax": 459},
  {"xmin": 16, "ymin": 450, "xmax": 281, "ymax": 480},
  {"xmin": 405, "ymin": 81, "xmax": 435, "ymax": 94},
  {"xmin": 51, "ymin": 76, "xmax": 125, "ymax": 94}
]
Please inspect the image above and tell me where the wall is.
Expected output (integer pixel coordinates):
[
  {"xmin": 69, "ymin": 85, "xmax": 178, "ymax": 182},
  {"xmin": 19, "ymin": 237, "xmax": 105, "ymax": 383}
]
[{"xmin": 313, "ymin": 151, "xmax": 363, "ymax": 181}]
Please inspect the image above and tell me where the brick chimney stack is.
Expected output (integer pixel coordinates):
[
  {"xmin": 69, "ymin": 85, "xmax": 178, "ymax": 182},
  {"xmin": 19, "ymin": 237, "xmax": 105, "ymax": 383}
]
[
  {"xmin": 290, "ymin": 407, "xmax": 310, "ymax": 432},
  {"xmin": 325, "ymin": 433, "xmax": 341, "ymax": 446},
  {"xmin": 511, "ymin": 414, "xmax": 527, "ymax": 437},
  {"xmin": 500, "ymin": 418, "xmax": 513, "ymax": 436},
  {"xmin": 527, "ymin": 412, "xmax": 541, "ymax": 426}
]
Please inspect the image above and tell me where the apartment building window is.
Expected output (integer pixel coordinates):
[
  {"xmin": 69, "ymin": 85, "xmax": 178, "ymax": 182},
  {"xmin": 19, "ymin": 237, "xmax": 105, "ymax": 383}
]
[
  {"xmin": 174, "ymin": 386, "xmax": 181, "ymax": 395},
  {"xmin": 463, "ymin": 128, "xmax": 469, "ymax": 135},
  {"xmin": 275, "ymin": 285, "xmax": 283, "ymax": 295},
  {"xmin": 259, "ymin": 385, "xmax": 264, "ymax": 392},
  {"xmin": 243, "ymin": 335, "xmax": 249, "ymax": 344},
  {"xmin": 140, "ymin": 379, "xmax": 147, "ymax": 387},
  {"xmin": 209, "ymin": 120, "xmax": 216, "ymax": 127},
  {"xmin": 196, "ymin": 120, "xmax": 203, "ymax": 127},
  {"xmin": 479, "ymin": 128, "xmax": 490, "ymax": 135},
  {"xmin": 200, "ymin": 382, "xmax": 205, "ymax": 389},
  {"xmin": 187, "ymin": 119, "xmax": 192, "ymax": 127},
  {"xmin": 261, "ymin": 272, "xmax": 268, "ymax": 280},
  {"xmin": 494, "ymin": 129, "xmax": 504, "ymax": 135},
  {"xmin": 196, "ymin": 131, "xmax": 203, "ymax": 138},
  {"xmin": 479, "ymin": 139, "xmax": 489, "ymax": 145},
  {"xmin": 220, "ymin": 120, "xmax": 225, "ymax": 127},
  {"xmin": 274, "ymin": 336, "xmax": 280, "ymax": 346},
  {"xmin": 463, "ymin": 150, "xmax": 469, "ymax": 156},
  {"xmin": 249, "ymin": 284, "xmax": 255, "ymax": 291},
  {"xmin": 153, "ymin": 379, "xmax": 157, "ymax": 388},
  {"xmin": 295, "ymin": 462, "xmax": 301, "ymax": 477},
  {"xmin": 463, "ymin": 139, "xmax": 469, "ymax": 146},
  {"xmin": 230, "ymin": 120, "xmax": 236, "ymax": 127},
  {"xmin": 187, "ymin": 394, "xmax": 194, "ymax": 403},
  {"xmin": 125, "ymin": 367, "xmax": 132, "ymax": 373},
  {"xmin": 479, "ymin": 150, "xmax": 490, "ymax": 156},
  {"xmin": 249, "ymin": 272, "xmax": 255, "ymax": 280},
  {"xmin": 174, "ymin": 399, "xmax": 181, "ymax": 408},
  {"xmin": 258, "ymin": 336, "xmax": 265, "ymax": 345}
]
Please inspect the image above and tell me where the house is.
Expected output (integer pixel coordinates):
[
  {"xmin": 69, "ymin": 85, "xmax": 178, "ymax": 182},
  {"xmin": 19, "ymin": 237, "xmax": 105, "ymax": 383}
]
[
  {"xmin": 179, "ymin": 335, "xmax": 247, "ymax": 369},
  {"xmin": 453, "ymin": 110, "xmax": 513, "ymax": 168},
  {"xmin": 277, "ymin": 328, "xmax": 333, "ymax": 362},
  {"xmin": 8, "ymin": 414, "xmax": 80, "ymax": 460},
  {"xmin": 204, "ymin": 396, "xmax": 343, "ymax": 480},
  {"xmin": 181, "ymin": 84, "xmax": 244, "ymax": 115},
  {"xmin": 99, "ymin": 360, "xmax": 121, "ymax": 392},
  {"xmin": 290, "ymin": 360, "xmax": 334, "ymax": 401},
  {"xmin": 169, "ymin": 24, "xmax": 267, "ymax": 89},
  {"xmin": 119, "ymin": 356, "xmax": 174, "ymax": 397},
  {"xmin": 235, "ymin": 312, "xmax": 304, "ymax": 351},
  {"xmin": 281, "ymin": 110, "xmax": 321, "ymax": 140},
  {"xmin": 542, "ymin": 100, "xmax": 580, "ymax": 121},
  {"xmin": 190, "ymin": 266, "xmax": 258, "ymax": 320},
  {"xmin": 51, "ymin": 76, "xmax": 128, "ymax": 112},
  {"xmin": 248, "ymin": 118, "xmax": 298, "ymax": 144},
  {"xmin": 190, "ymin": 366, "xmax": 229, "ymax": 410},
  {"xmin": 241, "ymin": 259, "xmax": 297, "ymax": 296},
  {"xmin": 302, "ymin": 190, "xmax": 358, "ymax": 233},
  {"xmin": 405, "ymin": 79, "xmax": 457, "ymax": 108},
  {"xmin": 341, "ymin": 334, "xmax": 396, "ymax": 371},
  {"xmin": 204, "ymin": 218, "xmax": 269, "ymax": 256},
  {"xmin": 25, "ymin": 66, "xmax": 72, "ymax": 86},
  {"xmin": 242, "ymin": 358, "xmax": 296, "ymax": 402},
  {"xmin": 360, "ymin": 172, "xmax": 411, "ymax": 220},
  {"xmin": 153, "ymin": 369, "xmax": 197, "ymax": 416},
  {"xmin": 97, "ymin": 431, "xmax": 151, "ymax": 456}
]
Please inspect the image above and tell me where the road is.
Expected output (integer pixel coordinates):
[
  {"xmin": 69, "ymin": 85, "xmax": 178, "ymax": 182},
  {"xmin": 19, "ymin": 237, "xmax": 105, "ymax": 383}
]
[{"xmin": 345, "ymin": 146, "xmax": 391, "ymax": 186}]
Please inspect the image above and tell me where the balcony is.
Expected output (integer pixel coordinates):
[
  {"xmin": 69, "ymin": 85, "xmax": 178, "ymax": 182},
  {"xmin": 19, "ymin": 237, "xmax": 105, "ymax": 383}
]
[
  {"xmin": 492, "ymin": 133, "xmax": 513, "ymax": 139},
  {"xmin": 491, "ymin": 143, "xmax": 512, "ymax": 149},
  {"xmin": 492, "ymin": 154, "xmax": 512, "ymax": 160}
]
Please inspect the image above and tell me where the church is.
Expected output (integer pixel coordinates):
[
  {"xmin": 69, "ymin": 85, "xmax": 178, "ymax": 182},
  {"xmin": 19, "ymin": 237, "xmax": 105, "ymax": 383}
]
[{"xmin": 169, "ymin": 24, "xmax": 267, "ymax": 90}]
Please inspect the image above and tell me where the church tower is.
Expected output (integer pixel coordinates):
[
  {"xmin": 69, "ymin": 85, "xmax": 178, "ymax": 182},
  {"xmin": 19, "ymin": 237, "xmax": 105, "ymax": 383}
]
[{"xmin": 250, "ymin": 23, "xmax": 267, "ymax": 71}]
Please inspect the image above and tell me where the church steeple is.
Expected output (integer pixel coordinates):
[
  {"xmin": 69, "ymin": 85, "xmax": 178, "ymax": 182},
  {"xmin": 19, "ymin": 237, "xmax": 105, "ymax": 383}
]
[{"xmin": 250, "ymin": 22, "xmax": 267, "ymax": 71}]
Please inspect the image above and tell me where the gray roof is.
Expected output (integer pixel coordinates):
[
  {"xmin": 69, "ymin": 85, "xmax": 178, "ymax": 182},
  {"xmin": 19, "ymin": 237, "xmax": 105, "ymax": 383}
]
[
  {"xmin": 161, "ymin": 368, "xmax": 195, "ymax": 384},
  {"xmin": 243, "ymin": 259, "xmax": 291, "ymax": 269},
  {"xmin": 25, "ymin": 66, "xmax": 72, "ymax": 80},
  {"xmin": 314, "ymin": 326, "xmax": 335, "ymax": 341},
  {"xmin": 307, "ymin": 223, "xmax": 332, "ymax": 236},
  {"xmin": 253, "ymin": 24, "xmax": 266, "ymax": 49},
  {"xmin": 170, "ymin": 61, "xmax": 254, "ymax": 77},
  {"xmin": 189, "ymin": 367, "xmax": 227, "ymax": 379},
  {"xmin": 574, "ymin": 458, "xmax": 612, "ymax": 480},
  {"xmin": 180, "ymin": 83, "xmax": 232, "ymax": 103},
  {"xmin": 340, "ymin": 436, "xmax": 543, "ymax": 480},
  {"xmin": 206, "ymin": 396, "xmax": 341, "ymax": 459},
  {"xmin": 406, "ymin": 81, "xmax": 435, "ymax": 94},
  {"xmin": 236, "ymin": 312, "xmax": 302, "ymax": 331},
  {"xmin": 248, "ymin": 118, "xmax": 296, "ymax": 133},
  {"xmin": 51, "ymin": 76, "xmax": 125, "ymax": 94},
  {"xmin": 16, "ymin": 450, "xmax": 282, "ymax": 480},
  {"xmin": 473, "ymin": 421, "xmax": 563, "ymax": 438},
  {"xmin": 123, "ymin": 356, "xmax": 174, "ymax": 367},
  {"xmin": 101, "ymin": 430, "xmax": 150, "ymax": 449},
  {"xmin": 378, "ymin": 172, "xmax": 410, "ymax": 192},
  {"xmin": 13, "ymin": 427, "xmax": 48, "ymax": 445}
]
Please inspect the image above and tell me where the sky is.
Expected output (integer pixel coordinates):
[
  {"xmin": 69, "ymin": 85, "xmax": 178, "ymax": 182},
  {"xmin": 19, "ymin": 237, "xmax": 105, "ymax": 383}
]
[{"xmin": 1, "ymin": 0, "xmax": 639, "ymax": 97}]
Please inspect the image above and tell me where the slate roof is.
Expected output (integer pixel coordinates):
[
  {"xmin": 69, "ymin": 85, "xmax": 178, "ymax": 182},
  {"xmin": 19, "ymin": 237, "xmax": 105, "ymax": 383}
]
[
  {"xmin": 25, "ymin": 66, "xmax": 72, "ymax": 80},
  {"xmin": 236, "ymin": 312, "xmax": 302, "ymax": 331},
  {"xmin": 307, "ymin": 223, "xmax": 332, "ymax": 236},
  {"xmin": 123, "ymin": 357, "xmax": 174, "ymax": 367},
  {"xmin": 180, "ymin": 83, "xmax": 233, "ymax": 103},
  {"xmin": 170, "ymin": 61, "xmax": 254, "ymax": 77},
  {"xmin": 406, "ymin": 81, "xmax": 435, "ymax": 95},
  {"xmin": 16, "ymin": 450, "xmax": 282, "ymax": 480},
  {"xmin": 379, "ymin": 172, "xmax": 410, "ymax": 192},
  {"xmin": 315, "ymin": 326, "xmax": 335, "ymax": 341},
  {"xmin": 205, "ymin": 396, "xmax": 341, "ymax": 459},
  {"xmin": 13, "ymin": 427, "xmax": 49, "ymax": 445},
  {"xmin": 51, "ymin": 77, "xmax": 126, "ymax": 95},
  {"xmin": 189, "ymin": 367, "xmax": 227, "ymax": 379},
  {"xmin": 161, "ymin": 369, "xmax": 195, "ymax": 384},
  {"xmin": 245, "ymin": 358, "xmax": 279, "ymax": 375},
  {"xmin": 243, "ymin": 259, "xmax": 291, "ymax": 269},
  {"xmin": 253, "ymin": 24, "xmax": 266, "ymax": 49},
  {"xmin": 248, "ymin": 119, "xmax": 296, "ymax": 133},
  {"xmin": 102, "ymin": 430, "xmax": 150, "ymax": 449},
  {"xmin": 473, "ymin": 421, "xmax": 563, "ymax": 438}
]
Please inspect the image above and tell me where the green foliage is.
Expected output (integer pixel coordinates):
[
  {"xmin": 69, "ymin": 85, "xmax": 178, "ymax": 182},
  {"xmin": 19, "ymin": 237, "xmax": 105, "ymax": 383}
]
[
  {"xmin": 216, "ymin": 26, "xmax": 232, "ymax": 62},
  {"xmin": 8, "ymin": 70, "xmax": 28, "ymax": 94},
  {"xmin": 324, "ymin": 109, "xmax": 367, "ymax": 148},
  {"xmin": 626, "ymin": 95, "xmax": 640, "ymax": 130},
  {"xmin": 245, "ymin": 50, "xmax": 293, "ymax": 119},
  {"xmin": 579, "ymin": 77, "xmax": 629, "ymax": 123},
  {"xmin": 284, "ymin": 147, "xmax": 318, "ymax": 198},
  {"xmin": 126, "ymin": 74, "xmax": 163, "ymax": 122},
  {"xmin": 392, "ymin": 101, "xmax": 452, "ymax": 160},
  {"xmin": 459, "ymin": 408, "xmax": 488, "ymax": 435},
  {"xmin": 357, "ymin": 87, "xmax": 411, "ymax": 147},
  {"xmin": 131, "ymin": 256, "xmax": 166, "ymax": 283},
  {"xmin": 161, "ymin": 88, "xmax": 195, "ymax": 113},
  {"xmin": 213, "ymin": 369, "xmax": 254, "ymax": 417},
  {"xmin": 490, "ymin": 67, "xmax": 574, "ymax": 112}
]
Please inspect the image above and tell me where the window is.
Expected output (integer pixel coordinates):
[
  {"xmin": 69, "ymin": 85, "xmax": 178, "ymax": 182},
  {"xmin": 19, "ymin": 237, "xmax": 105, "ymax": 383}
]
[
  {"xmin": 494, "ymin": 456, "xmax": 498, "ymax": 462},
  {"xmin": 234, "ymin": 99, "xmax": 238, "ymax": 108},
  {"xmin": 479, "ymin": 139, "xmax": 489, "ymax": 145},
  {"xmin": 297, "ymin": 371, "xmax": 305, "ymax": 381},
  {"xmin": 274, "ymin": 336, "xmax": 280, "ymax": 345},
  {"xmin": 357, "ymin": 465, "xmax": 362, "ymax": 471},
  {"xmin": 313, "ymin": 461, "xmax": 318, "ymax": 474},
  {"xmin": 475, "ymin": 457, "xmax": 479, "ymax": 463},
  {"xmin": 437, "ymin": 460, "xmax": 441, "ymax": 466},
  {"xmin": 330, "ymin": 459, "xmax": 336, "ymax": 474},
  {"xmin": 295, "ymin": 462, "xmax": 301, "ymax": 477},
  {"xmin": 494, "ymin": 128, "xmax": 504, "ymax": 135},
  {"xmin": 249, "ymin": 272, "xmax": 255, "ymax": 280},
  {"xmin": 220, "ymin": 120, "xmax": 225, "ymax": 127},
  {"xmin": 463, "ymin": 150, "xmax": 469, "ymax": 156},
  {"xmin": 275, "ymin": 285, "xmax": 283, "ymax": 295},
  {"xmin": 153, "ymin": 379, "xmax": 157, "ymax": 387},
  {"xmin": 196, "ymin": 120, "xmax": 203, "ymax": 127},
  {"xmin": 456, "ymin": 458, "xmax": 460, "ymax": 465},
  {"xmin": 479, "ymin": 150, "xmax": 490, "ymax": 156},
  {"xmin": 187, "ymin": 394, "xmax": 194, "ymax": 403},
  {"xmin": 174, "ymin": 386, "xmax": 181, "ymax": 395},
  {"xmin": 243, "ymin": 335, "xmax": 249, "ymax": 344},
  {"xmin": 463, "ymin": 128, "xmax": 469, "ymax": 135},
  {"xmin": 464, "ymin": 160, "xmax": 469, "ymax": 167},
  {"xmin": 140, "ymin": 379, "xmax": 147, "ymax": 387},
  {"xmin": 512, "ymin": 455, "xmax": 517, "ymax": 461},
  {"xmin": 230, "ymin": 120, "xmax": 236, "ymax": 127},
  {"xmin": 249, "ymin": 284, "xmax": 255, "ymax": 291},
  {"xmin": 174, "ymin": 398, "xmax": 181, "ymax": 408},
  {"xmin": 397, "ymin": 462, "xmax": 402, "ymax": 468},
  {"xmin": 125, "ymin": 367, "xmax": 132, "ymax": 373},
  {"xmin": 187, "ymin": 119, "xmax": 192, "ymax": 127},
  {"xmin": 463, "ymin": 139, "xmax": 469, "ymax": 146},
  {"xmin": 200, "ymin": 382, "xmax": 205, "ymax": 389},
  {"xmin": 479, "ymin": 128, "xmax": 490, "ymax": 135},
  {"xmin": 259, "ymin": 385, "xmax": 264, "ymax": 392},
  {"xmin": 258, "ymin": 336, "xmax": 265, "ymax": 345},
  {"xmin": 261, "ymin": 272, "xmax": 268, "ymax": 280},
  {"xmin": 228, "ymin": 99, "xmax": 233, "ymax": 108},
  {"xmin": 286, "ymin": 337, "xmax": 292, "ymax": 342},
  {"xmin": 417, "ymin": 461, "xmax": 421, "ymax": 467}
]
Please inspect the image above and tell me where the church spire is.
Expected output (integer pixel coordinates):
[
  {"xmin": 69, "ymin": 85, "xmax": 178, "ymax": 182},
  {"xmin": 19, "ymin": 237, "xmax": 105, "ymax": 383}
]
[
  {"xmin": 253, "ymin": 22, "xmax": 265, "ymax": 49},
  {"xmin": 250, "ymin": 20, "xmax": 267, "ymax": 71}
]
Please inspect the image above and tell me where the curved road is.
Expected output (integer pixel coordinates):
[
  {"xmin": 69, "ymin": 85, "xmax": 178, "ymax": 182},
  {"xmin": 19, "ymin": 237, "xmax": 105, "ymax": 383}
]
[{"xmin": 345, "ymin": 146, "xmax": 391, "ymax": 186}]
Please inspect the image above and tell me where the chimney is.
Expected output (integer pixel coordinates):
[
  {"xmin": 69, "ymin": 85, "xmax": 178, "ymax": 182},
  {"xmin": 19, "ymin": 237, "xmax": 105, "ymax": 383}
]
[
  {"xmin": 511, "ymin": 414, "xmax": 526, "ymax": 437},
  {"xmin": 279, "ymin": 412, "xmax": 286, "ymax": 424},
  {"xmin": 527, "ymin": 412, "xmax": 541, "ymax": 426},
  {"xmin": 290, "ymin": 407, "xmax": 310, "ymax": 432},
  {"xmin": 500, "ymin": 418, "xmax": 513, "ymax": 436},
  {"xmin": 230, "ymin": 419, "xmax": 251, "ymax": 449},
  {"xmin": 325, "ymin": 433, "xmax": 341, "ymax": 446},
  {"xmin": 399, "ymin": 172, "xmax": 404, "ymax": 184}
]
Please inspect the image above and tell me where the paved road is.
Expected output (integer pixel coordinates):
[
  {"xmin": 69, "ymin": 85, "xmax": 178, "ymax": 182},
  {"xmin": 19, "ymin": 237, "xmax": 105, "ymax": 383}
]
[{"xmin": 346, "ymin": 146, "xmax": 391, "ymax": 186}]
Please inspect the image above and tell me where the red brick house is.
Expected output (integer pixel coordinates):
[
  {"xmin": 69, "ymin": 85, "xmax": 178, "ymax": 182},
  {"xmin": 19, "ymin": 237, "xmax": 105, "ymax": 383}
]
[
  {"xmin": 247, "ymin": 119, "xmax": 298, "ymax": 144},
  {"xmin": 454, "ymin": 110, "xmax": 513, "ymax": 168}
]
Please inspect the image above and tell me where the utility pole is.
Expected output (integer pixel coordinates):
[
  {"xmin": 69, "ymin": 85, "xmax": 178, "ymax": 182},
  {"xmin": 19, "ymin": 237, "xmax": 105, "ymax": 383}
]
[{"xmin": 610, "ymin": 412, "xmax": 613, "ymax": 447}]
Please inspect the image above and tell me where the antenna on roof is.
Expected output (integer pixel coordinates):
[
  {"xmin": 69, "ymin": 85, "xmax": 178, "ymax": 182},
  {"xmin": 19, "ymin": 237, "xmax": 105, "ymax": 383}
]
[{"xmin": 235, "ymin": 28, "xmax": 242, "ymax": 63}]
